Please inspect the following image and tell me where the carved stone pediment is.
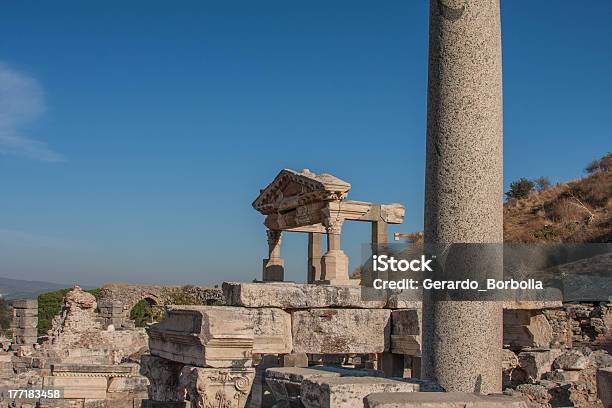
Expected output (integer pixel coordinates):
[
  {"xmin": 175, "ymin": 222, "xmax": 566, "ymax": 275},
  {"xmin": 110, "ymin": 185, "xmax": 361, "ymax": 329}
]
[{"xmin": 252, "ymin": 169, "xmax": 351, "ymax": 215}]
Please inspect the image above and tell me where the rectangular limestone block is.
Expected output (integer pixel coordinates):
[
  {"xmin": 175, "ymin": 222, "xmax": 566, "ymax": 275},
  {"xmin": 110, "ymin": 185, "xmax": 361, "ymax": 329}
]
[
  {"xmin": 107, "ymin": 375, "xmax": 149, "ymax": 393},
  {"xmin": 51, "ymin": 363, "xmax": 134, "ymax": 376},
  {"xmin": 503, "ymin": 309, "xmax": 553, "ymax": 349},
  {"xmin": 364, "ymin": 392, "xmax": 529, "ymax": 408},
  {"xmin": 292, "ymin": 309, "xmax": 391, "ymax": 354},
  {"xmin": 391, "ymin": 309, "xmax": 421, "ymax": 356},
  {"xmin": 148, "ymin": 306, "xmax": 254, "ymax": 368},
  {"xmin": 301, "ymin": 377, "xmax": 419, "ymax": 408},
  {"xmin": 12, "ymin": 299, "xmax": 38, "ymax": 309},
  {"xmin": 13, "ymin": 308, "xmax": 38, "ymax": 317},
  {"xmin": 223, "ymin": 282, "xmax": 386, "ymax": 309},
  {"xmin": 43, "ymin": 376, "xmax": 108, "ymax": 399},
  {"xmin": 14, "ymin": 327, "xmax": 38, "ymax": 337},
  {"xmin": 251, "ymin": 308, "xmax": 292, "ymax": 354},
  {"xmin": 13, "ymin": 336, "xmax": 37, "ymax": 346},
  {"xmin": 13, "ymin": 315, "xmax": 38, "ymax": 327},
  {"xmin": 266, "ymin": 366, "xmax": 384, "ymax": 403}
]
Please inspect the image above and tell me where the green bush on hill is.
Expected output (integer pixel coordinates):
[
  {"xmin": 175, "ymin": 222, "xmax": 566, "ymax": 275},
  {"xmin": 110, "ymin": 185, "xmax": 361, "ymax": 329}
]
[{"xmin": 129, "ymin": 299, "xmax": 166, "ymax": 327}]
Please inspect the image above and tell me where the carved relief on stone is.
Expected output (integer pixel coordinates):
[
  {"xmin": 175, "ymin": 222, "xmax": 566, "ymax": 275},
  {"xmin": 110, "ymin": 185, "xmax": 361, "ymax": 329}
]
[
  {"xmin": 252, "ymin": 169, "xmax": 351, "ymax": 215},
  {"xmin": 266, "ymin": 230, "xmax": 282, "ymax": 246},
  {"xmin": 181, "ymin": 366, "xmax": 255, "ymax": 408},
  {"xmin": 323, "ymin": 217, "xmax": 344, "ymax": 235}
]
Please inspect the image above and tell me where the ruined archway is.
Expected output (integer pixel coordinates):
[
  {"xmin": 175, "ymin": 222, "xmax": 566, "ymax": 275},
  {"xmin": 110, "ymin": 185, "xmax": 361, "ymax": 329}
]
[
  {"xmin": 98, "ymin": 283, "xmax": 223, "ymax": 329},
  {"xmin": 129, "ymin": 296, "xmax": 166, "ymax": 327}
]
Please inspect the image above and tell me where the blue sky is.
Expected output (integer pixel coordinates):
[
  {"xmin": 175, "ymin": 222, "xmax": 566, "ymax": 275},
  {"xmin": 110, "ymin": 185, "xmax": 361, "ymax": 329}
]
[{"xmin": 0, "ymin": 1, "xmax": 610, "ymax": 287}]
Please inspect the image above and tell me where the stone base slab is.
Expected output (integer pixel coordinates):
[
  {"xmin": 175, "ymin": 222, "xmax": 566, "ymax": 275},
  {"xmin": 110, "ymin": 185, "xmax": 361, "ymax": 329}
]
[
  {"xmin": 43, "ymin": 376, "xmax": 108, "ymax": 399},
  {"xmin": 223, "ymin": 282, "xmax": 386, "ymax": 309},
  {"xmin": 364, "ymin": 392, "xmax": 529, "ymax": 408},
  {"xmin": 266, "ymin": 366, "xmax": 386, "ymax": 404},
  {"xmin": 301, "ymin": 377, "xmax": 419, "ymax": 408}
]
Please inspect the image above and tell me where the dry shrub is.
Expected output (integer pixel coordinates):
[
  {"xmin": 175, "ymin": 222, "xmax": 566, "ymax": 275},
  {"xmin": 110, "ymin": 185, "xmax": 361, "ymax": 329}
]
[
  {"xmin": 549, "ymin": 199, "xmax": 589, "ymax": 223},
  {"xmin": 568, "ymin": 171, "xmax": 612, "ymax": 208}
]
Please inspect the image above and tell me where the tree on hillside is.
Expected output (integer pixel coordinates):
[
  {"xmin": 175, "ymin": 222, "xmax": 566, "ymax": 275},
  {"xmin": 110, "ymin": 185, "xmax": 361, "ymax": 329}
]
[
  {"xmin": 585, "ymin": 153, "xmax": 612, "ymax": 174},
  {"xmin": 535, "ymin": 176, "xmax": 551, "ymax": 192},
  {"xmin": 506, "ymin": 178, "xmax": 535, "ymax": 200}
]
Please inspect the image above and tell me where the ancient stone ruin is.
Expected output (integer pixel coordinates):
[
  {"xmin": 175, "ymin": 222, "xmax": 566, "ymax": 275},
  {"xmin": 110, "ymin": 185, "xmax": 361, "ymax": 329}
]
[
  {"xmin": 252, "ymin": 168, "xmax": 405, "ymax": 284},
  {"xmin": 1, "ymin": 1, "xmax": 611, "ymax": 407}
]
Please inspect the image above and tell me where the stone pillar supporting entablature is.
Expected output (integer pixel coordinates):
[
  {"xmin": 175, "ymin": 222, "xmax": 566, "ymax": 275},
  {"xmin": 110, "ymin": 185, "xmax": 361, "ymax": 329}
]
[
  {"xmin": 253, "ymin": 168, "xmax": 405, "ymax": 284},
  {"xmin": 320, "ymin": 217, "xmax": 349, "ymax": 285},
  {"xmin": 263, "ymin": 229, "xmax": 284, "ymax": 281}
]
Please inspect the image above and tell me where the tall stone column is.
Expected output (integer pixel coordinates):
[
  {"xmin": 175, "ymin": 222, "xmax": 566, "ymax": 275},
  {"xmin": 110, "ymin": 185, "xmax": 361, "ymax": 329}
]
[
  {"xmin": 320, "ymin": 218, "xmax": 350, "ymax": 285},
  {"xmin": 423, "ymin": 0, "xmax": 504, "ymax": 394},
  {"xmin": 262, "ymin": 230, "xmax": 284, "ymax": 282},
  {"xmin": 307, "ymin": 232, "xmax": 323, "ymax": 283}
]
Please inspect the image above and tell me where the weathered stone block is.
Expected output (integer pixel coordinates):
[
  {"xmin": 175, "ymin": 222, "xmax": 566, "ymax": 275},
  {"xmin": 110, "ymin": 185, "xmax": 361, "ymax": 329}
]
[
  {"xmin": 142, "ymin": 402, "xmax": 187, "ymax": 408},
  {"xmin": 266, "ymin": 366, "xmax": 384, "ymax": 404},
  {"xmin": 43, "ymin": 376, "xmax": 108, "ymax": 399},
  {"xmin": 364, "ymin": 392, "xmax": 529, "ymax": 407},
  {"xmin": 52, "ymin": 363, "xmax": 133, "ymax": 376},
  {"xmin": 180, "ymin": 366, "xmax": 255, "ymax": 408},
  {"xmin": 597, "ymin": 367, "xmax": 612, "ymax": 408},
  {"xmin": 148, "ymin": 306, "xmax": 254, "ymax": 368},
  {"xmin": 223, "ymin": 282, "xmax": 386, "ymax": 309},
  {"xmin": 14, "ymin": 335, "xmax": 37, "ymax": 345},
  {"xmin": 12, "ymin": 299, "xmax": 38, "ymax": 309},
  {"xmin": 140, "ymin": 355, "xmax": 185, "ymax": 402},
  {"xmin": 503, "ymin": 310, "xmax": 553, "ymax": 349},
  {"xmin": 301, "ymin": 377, "xmax": 419, "ymax": 408},
  {"xmin": 13, "ymin": 308, "xmax": 38, "ymax": 317},
  {"xmin": 13, "ymin": 315, "xmax": 38, "ymax": 327},
  {"xmin": 267, "ymin": 367, "xmax": 341, "ymax": 404},
  {"xmin": 282, "ymin": 353, "xmax": 308, "ymax": 368},
  {"xmin": 385, "ymin": 290, "xmax": 423, "ymax": 310},
  {"xmin": 107, "ymin": 375, "xmax": 149, "ymax": 393},
  {"xmin": 251, "ymin": 308, "xmax": 292, "ymax": 354},
  {"xmin": 517, "ymin": 350, "xmax": 562, "ymax": 381},
  {"xmin": 292, "ymin": 309, "xmax": 390, "ymax": 354},
  {"xmin": 391, "ymin": 309, "xmax": 421, "ymax": 356},
  {"xmin": 14, "ymin": 327, "xmax": 38, "ymax": 337},
  {"xmin": 553, "ymin": 351, "xmax": 589, "ymax": 371}
]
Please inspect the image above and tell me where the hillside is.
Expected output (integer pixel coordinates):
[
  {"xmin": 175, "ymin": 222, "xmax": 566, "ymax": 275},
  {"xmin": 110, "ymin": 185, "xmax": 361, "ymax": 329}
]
[
  {"xmin": 0, "ymin": 276, "xmax": 67, "ymax": 300},
  {"xmin": 504, "ymin": 163, "xmax": 611, "ymax": 243}
]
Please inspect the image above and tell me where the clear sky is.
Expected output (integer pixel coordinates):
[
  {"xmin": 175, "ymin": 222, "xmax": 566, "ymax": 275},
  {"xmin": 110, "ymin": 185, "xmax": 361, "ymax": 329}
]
[{"xmin": 0, "ymin": 1, "xmax": 610, "ymax": 287}]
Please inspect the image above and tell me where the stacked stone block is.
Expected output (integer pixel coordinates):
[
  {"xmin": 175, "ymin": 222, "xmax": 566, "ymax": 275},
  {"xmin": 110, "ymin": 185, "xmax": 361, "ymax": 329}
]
[
  {"xmin": 12, "ymin": 298, "xmax": 38, "ymax": 346},
  {"xmin": 142, "ymin": 306, "xmax": 257, "ymax": 408},
  {"xmin": 98, "ymin": 299, "xmax": 127, "ymax": 329},
  {"xmin": 139, "ymin": 282, "xmax": 551, "ymax": 407}
]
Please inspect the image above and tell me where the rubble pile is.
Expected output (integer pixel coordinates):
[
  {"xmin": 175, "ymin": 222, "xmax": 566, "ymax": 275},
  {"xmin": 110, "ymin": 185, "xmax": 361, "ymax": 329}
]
[
  {"xmin": 0, "ymin": 286, "xmax": 150, "ymax": 407},
  {"xmin": 502, "ymin": 304, "xmax": 612, "ymax": 407}
]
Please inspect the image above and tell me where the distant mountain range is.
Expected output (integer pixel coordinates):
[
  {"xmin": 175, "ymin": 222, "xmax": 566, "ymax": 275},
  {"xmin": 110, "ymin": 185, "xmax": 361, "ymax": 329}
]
[{"xmin": 0, "ymin": 276, "xmax": 68, "ymax": 300}]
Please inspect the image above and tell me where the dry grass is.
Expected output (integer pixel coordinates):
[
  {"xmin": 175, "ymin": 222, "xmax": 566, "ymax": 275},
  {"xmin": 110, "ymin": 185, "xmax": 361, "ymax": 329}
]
[{"xmin": 504, "ymin": 171, "xmax": 612, "ymax": 243}]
